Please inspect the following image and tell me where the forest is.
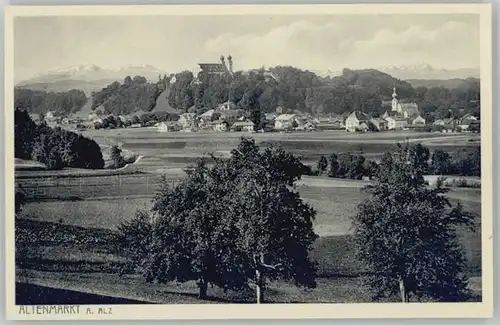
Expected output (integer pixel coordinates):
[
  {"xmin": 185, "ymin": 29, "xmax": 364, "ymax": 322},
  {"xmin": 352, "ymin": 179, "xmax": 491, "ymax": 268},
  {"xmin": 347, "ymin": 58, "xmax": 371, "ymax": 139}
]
[
  {"xmin": 14, "ymin": 88, "xmax": 87, "ymax": 117},
  {"xmin": 90, "ymin": 76, "xmax": 166, "ymax": 115},
  {"xmin": 15, "ymin": 109, "xmax": 104, "ymax": 170}
]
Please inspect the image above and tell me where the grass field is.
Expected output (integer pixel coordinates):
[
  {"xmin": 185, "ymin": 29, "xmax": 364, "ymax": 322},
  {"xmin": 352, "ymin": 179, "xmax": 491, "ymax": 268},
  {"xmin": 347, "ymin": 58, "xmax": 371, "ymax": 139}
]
[{"xmin": 15, "ymin": 130, "xmax": 483, "ymax": 303}]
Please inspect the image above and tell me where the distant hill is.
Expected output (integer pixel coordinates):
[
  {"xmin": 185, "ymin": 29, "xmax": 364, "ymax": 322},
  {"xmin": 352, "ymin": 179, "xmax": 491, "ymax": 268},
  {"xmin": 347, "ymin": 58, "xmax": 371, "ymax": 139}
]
[
  {"xmin": 405, "ymin": 78, "xmax": 481, "ymax": 89},
  {"xmin": 16, "ymin": 79, "xmax": 116, "ymax": 97},
  {"xmin": 17, "ymin": 64, "xmax": 168, "ymax": 96},
  {"xmin": 328, "ymin": 68, "xmax": 415, "ymax": 99}
]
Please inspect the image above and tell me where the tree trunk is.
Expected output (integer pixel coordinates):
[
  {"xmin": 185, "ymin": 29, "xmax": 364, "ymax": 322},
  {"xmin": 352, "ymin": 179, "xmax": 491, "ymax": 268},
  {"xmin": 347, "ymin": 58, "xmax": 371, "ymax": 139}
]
[
  {"xmin": 198, "ymin": 280, "xmax": 208, "ymax": 300},
  {"xmin": 399, "ymin": 277, "xmax": 409, "ymax": 303},
  {"xmin": 255, "ymin": 269, "xmax": 264, "ymax": 304}
]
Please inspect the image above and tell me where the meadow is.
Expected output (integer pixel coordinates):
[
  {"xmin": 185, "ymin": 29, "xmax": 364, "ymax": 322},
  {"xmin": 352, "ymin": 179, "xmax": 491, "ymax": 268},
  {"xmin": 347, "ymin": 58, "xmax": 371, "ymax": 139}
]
[{"xmin": 15, "ymin": 130, "xmax": 483, "ymax": 303}]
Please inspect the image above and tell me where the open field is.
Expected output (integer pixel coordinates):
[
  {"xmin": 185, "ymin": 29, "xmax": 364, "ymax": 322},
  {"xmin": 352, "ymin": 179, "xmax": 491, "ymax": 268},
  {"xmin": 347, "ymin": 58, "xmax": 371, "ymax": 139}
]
[
  {"xmin": 74, "ymin": 129, "xmax": 480, "ymax": 171},
  {"xmin": 15, "ymin": 130, "xmax": 482, "ymax": 303},
  {"xmin": 15, "ymin": 217, "xmax": 481, "ymax": 304}
]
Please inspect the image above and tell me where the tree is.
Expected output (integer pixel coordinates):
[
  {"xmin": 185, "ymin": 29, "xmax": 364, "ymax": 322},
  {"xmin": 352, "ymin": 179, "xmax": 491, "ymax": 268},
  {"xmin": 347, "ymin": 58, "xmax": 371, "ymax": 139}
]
[
  {"xmin": 316, "ymin": 156, "xmax": 328, "ymax": 175},
  {"xmin": 409, "ymin": 143, "xmax": 430, "ymax": 174},
  {"xmin": 119, "ymin": 138, "xmax": 317, "ymax": 303},
  {"xmin": 451, "ymin": 147, "xmax": 481, "ymax": 177},
  {"xmin": 327, "ymin": 153, "xmax": 339, "ymax": 178},
  {"xmin": 431, "ymin": 149, "xmax": 452, "ymax": 175},
  {"xmin": 110, "ymin": 145, "xmax": 125, "ymax": 168},
  {"xmin": 363, "ymin": 159, "xmax": 379, "ymax": 179},
  {"xmin": 15, "ymin": 189, "xmax": 26, "ymax": 215},
  {"xmin": 46, "ymin": 146, "xmax": 64, "ymax": 170},
  {"xmin": 352, "ymin": 142, "xmax": 474, "ymax": 302},
  {"xmin": 337, "ymin": 152, "xmax": 366, "ymax": 180},
  {"xmin": 226, "ymin": 139, "xmax": 318, "ymax": 302}
]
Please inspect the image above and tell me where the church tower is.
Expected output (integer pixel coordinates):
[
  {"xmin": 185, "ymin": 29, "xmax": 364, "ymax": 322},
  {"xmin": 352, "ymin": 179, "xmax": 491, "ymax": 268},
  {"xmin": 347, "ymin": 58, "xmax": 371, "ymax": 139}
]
[{"xmin": 391, "ymin": 87, "xmax": 402, "ymax": 114}]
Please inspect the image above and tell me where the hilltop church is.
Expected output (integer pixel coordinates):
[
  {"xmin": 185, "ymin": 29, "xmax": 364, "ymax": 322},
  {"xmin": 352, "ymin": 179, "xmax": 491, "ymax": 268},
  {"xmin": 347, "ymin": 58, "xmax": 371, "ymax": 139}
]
[{"xmin": 198, "ymin": 55, "xmax": 234, "ymax": 76}]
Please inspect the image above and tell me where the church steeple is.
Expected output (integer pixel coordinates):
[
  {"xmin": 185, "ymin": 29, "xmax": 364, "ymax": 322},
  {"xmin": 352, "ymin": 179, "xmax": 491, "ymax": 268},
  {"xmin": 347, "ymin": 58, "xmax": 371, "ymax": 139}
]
[
  {"xmin": 392, "ymin": 86, "xmax": 398, "ymax": 99},
  {"xmin": 391, "ymin": 85, "xmax": 399, "ymax": 112}
]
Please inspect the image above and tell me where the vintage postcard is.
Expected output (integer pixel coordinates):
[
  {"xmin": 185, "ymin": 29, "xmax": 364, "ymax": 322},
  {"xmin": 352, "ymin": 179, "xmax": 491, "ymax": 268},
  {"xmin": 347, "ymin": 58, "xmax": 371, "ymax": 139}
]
[{"xmin": 4, "ymin": 3, "xmax": 493, "ymax": 320}]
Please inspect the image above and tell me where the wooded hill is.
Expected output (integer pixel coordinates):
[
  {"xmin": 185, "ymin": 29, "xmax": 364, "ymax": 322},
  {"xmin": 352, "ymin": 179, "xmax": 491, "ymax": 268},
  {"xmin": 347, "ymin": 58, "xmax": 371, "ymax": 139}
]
[{"xmin": 15, "ymin": 67, "xmax": 481, "ymax": 121}]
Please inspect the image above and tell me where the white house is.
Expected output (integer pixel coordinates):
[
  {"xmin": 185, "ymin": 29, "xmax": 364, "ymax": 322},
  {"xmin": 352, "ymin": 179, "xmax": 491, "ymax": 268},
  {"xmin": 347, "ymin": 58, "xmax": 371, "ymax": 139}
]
[
  {"xmin": 459, "ymin": 113, "xmax": 477, "ymax": 126},
  {"xmin": 412, "ymin": 115, "xmax": 426, "ymax": 125},
  {"xmin": 345, "ymin": 111, "xmax": 370, "ymax": 132},
  {"xmin": 274, "ymin": 114, "xmax": 297, "ymax": 130},
  {"xmin": 385, "ymin": 116, "xmax": 407, "ymax": 130},
  {"xmin": 231, "ymin": 121, "xmax": 255, "ymax": 132}
]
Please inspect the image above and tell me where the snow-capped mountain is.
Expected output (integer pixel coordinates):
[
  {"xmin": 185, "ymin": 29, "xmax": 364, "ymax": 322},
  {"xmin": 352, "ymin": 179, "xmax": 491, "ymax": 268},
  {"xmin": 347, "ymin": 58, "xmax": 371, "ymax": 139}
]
[
  {"xmin": 312, "ymin": 64, "xmax": 479, "ymax": 80},
  {"xmin": 17, "ymin": 64, "xmax": 168, "ymax": 86},
  {"xmin": 377, "ymin": 64, "xmax": 480, "ymax": 80},
  {"xmin": 16, "ymin": 64, "xmax": 169, "ymax": 95}
]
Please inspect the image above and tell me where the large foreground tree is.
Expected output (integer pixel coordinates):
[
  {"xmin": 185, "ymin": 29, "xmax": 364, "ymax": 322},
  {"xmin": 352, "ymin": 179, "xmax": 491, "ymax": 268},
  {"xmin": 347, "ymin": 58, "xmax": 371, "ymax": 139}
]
[
  {"xmin": 351, "ymin": 142, "xmax": 475, "ymax": 303},
  {"xmin": 118, "ymin": 137, "xmax": 317, "ymax": 303}
]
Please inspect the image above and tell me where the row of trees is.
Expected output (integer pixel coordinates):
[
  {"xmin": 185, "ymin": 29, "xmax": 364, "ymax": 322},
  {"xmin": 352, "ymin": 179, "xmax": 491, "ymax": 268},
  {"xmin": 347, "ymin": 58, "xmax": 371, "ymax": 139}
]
[
  {"xmin": 91, "ymin": 76, "xmax": 166, "ymax": 115},
  {"xmin": 94, "ymin": 111, "xmax": 181, "ymax": 130},
  {"xmin": 315, "ymin": 145, "xmax": 481, "ymax": 179},
  {"xmin": 119, "ymin": 137, "xmax": 475, "ymax": 303},
  {"xmin": 14, "ymin": 88, "xmax": 87, "ymax": 117},
  {"xmin": 15, "ymin": 109, "xmax": 104, "ymax": 170}
]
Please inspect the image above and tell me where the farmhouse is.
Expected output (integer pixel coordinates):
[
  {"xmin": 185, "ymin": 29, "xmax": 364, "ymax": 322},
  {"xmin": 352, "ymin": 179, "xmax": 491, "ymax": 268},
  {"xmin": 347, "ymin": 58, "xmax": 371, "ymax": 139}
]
[
  {"xmin": 200, "ymin": 109, "xmax": 216, "ymax": 120},
  {"xmin": 412, "ymin": 115, "xmax": 426, "ymax": 125},
  {"xmin": 345, "ymin": 111, "xmax": 370, "ymax": 132},
  {"xmin": 314, "ymin": 117, "xmax": 343, "ymax": 131},
  {"xmin": 458, "ymin": 113, "xmax": 478, "ymax": 128},
  {"xmin": 274, "ymin": 114, "xmax": 298, "ymax": 130},
  {"xmin": 219, "ymin": 109, "xmax": 244, "ymax": 124},
  {"xmin": 212, "ymin": 120, "xmax": 230, "ymax": 132},
  {"xmin": 458, "ymin": 114, "xmax": 479, "ymax": 131},
  {"xmin": 230, "ymin": 121, "xmax": 255, "ymax": 132},
  {"xmin": 385, "ymin": 116, "xmax": 408, "ymax": 130},
  {"xmin": 369, "ymin": 118, "xmax": 388, "ymax": 131}
]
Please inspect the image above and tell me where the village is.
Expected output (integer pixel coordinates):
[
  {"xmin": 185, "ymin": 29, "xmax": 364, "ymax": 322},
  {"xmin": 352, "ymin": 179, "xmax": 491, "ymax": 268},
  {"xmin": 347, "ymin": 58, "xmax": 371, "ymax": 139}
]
[{"xmin": 38, "ymin": 85, "xmax": 480, "ymax": 135}]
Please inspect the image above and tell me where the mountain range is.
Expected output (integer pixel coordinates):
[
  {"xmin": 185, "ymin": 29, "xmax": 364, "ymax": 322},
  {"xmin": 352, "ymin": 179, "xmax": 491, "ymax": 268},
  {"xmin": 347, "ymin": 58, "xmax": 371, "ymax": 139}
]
[
  {"xmin": 314, "ymin": 64, "xmax": 479, "ymax": 81},
  {"xmin": 16, "ymin": 64, "xmax": 168, "ymax": 95}
]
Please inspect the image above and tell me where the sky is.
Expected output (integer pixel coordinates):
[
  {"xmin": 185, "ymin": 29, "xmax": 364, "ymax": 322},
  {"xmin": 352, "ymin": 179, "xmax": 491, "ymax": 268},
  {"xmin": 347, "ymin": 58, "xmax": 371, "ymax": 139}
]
[{"xmin": 14, "ymin": 14, "xmax": 480, "ymax": 82}]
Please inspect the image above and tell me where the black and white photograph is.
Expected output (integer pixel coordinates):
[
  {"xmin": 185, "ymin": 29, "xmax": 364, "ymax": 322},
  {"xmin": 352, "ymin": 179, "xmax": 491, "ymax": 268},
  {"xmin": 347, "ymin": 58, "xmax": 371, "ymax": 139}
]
[{"xmin": 4, "ymin": 3, "xmax": 493, "ymax": 320}]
